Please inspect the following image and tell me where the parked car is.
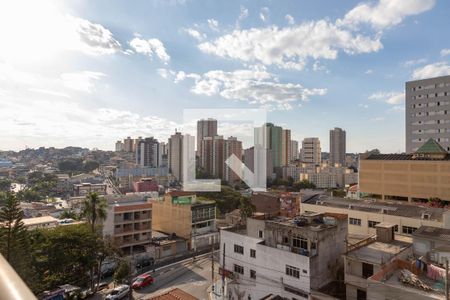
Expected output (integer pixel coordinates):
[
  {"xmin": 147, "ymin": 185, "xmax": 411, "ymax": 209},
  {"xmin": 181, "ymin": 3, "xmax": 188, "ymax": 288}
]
[
  {"xmin": 135, "ymin": 257, "xmax": 154, "ymax": 269},
  {"xmin": 105, "ymin": 285, "xmax": 130, "ymax": 300},
  {"xmin": 132, "ymin": 274, "xmax": 154, "ymax": 289}
]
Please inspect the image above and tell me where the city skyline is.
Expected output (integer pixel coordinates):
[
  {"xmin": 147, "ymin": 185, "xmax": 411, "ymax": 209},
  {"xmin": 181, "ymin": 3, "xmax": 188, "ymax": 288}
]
[{"xmin": 1, "ymin": 0, "xmax": 450, "ymax": 153}]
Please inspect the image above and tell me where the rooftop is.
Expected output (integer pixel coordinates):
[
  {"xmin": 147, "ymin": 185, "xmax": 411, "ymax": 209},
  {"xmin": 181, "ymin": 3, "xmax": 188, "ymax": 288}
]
[
  {"xmin": 364, "ymin": 153, "xmax": 450, "ymax": 161},
  {"xmin": 259, "ymin": 212, "xmax": 346, "ymax": 232},
  {"xmin": 346, "ymin": 238, "xmax": 411, "ymax": 265},
  {"xmin": 412, "ymin": 226, "xmax": 450, "ymax": 242},
  {"xmin": 22, "ymin": 216, "xmax": 59, "ymax": 226},
  {"xmin": 370, "ymin": 259, "xmax": 445, "ymax": 299},
  {"xmin": 302, "ymin": 194, "xmax": 447, "ymax": 221},
  {"xmin": 149, "ymin": 288, "xmax": 198, "ymax": 300}
]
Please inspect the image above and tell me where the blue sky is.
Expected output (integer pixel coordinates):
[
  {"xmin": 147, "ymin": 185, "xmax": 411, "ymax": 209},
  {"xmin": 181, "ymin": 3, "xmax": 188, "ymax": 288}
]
[{"xmin": 1, "ymin": 0, "xmax": 450, "ymax": 153}]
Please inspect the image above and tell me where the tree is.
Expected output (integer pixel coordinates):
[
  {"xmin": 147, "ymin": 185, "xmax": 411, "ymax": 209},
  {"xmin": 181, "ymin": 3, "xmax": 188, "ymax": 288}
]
[
  {"xmin": 83, "ymin": 160, "xmax": 100, "ymax": 173},
  {"xmin": 239, "ymin": 197, "xmax": 255, "ymax": 220},
  {"xmin": 113, "ymin": 260, "xmax": 131, "ymax": 284},
  {"xmin": 82, "ymin": 192, "xmax": 107, "ymax": 233},
  {"xmin": 0, "ymin": 193, "xmax": 35, "ymax": 290},
  {"xmin": 0, "ymin": 178, "xmax": 11, "ymax": 192},
  {"xmin": 0, "ymin": 192, "xmax": 27, "ymax": 262},
  {"xmin": 292, "ymin": 180, "xmax": 316, "ymax": 191}
]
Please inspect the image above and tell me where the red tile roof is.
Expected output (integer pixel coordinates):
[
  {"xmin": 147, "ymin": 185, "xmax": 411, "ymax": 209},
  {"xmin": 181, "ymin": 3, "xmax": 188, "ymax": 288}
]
[{"xmin": 149, "ymin": 288, "xmax": 198, "ymax": 300}]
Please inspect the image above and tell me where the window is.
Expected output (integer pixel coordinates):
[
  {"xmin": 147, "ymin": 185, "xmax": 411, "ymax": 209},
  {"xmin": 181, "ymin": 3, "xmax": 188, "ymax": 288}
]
[
  {"xmin": 362, "ymin": 262, "xmax": 374, "ymax": 279},
  {"xmin": 368, "ymin": 220, "xmax": 380, "ymax": 228},
  {"xmin": 250, "ymin": 249, "xmax": 256, "ymax": 258},
  {"xmin": 349, "ymin": 218, "xmax": 361, "ymax": 226},
  {"xmin": 356, "ymin": 289, "xmax": 366, "ymax": 300},
  {"xmin": 286, "ymin": 265, "xmax": 300, "ymax": 278},
  {"xmin": 293, "ymin": 236, "xmax": 308, "ymax": 250},
  {"xmin": 283, "ymin": 236, "xmax": 289, "ymax": 244},
  {"xmin": 234, "ymin": 244, "xmax": 244, "ymax": 254},
  {"xmin": 250, "ymin": 269, "xmax": 256, "ymax": 279},
  {"xmin": 234, "ymin": 264, "xmax": 244, "ymax": 274},
  {"xmin": 394, "ymin": 225, "xmax": 399, "ymax": 232},
  {"xmin": 402, "ymin": 226, "xmax": 417, "ymax": 235},
  {"xmin": 258, "ymin": 230, "xmax": 263, "ymax": 238},
  {"xmin": 302, "ymin": 269, "xmax": 307, "ymax": 274}
]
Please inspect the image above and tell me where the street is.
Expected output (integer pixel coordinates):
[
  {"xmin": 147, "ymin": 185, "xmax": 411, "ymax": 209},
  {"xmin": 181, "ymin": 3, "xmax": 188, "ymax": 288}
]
[{"xmin": 132, "ymin": 252, "xmax": 219, "ymax": 299}]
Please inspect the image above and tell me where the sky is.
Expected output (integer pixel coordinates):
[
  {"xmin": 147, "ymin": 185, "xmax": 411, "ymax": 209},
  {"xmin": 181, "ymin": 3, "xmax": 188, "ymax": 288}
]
[{"xmin": 1, "ymin": 0, "xmax": 450, "ymax": 153}]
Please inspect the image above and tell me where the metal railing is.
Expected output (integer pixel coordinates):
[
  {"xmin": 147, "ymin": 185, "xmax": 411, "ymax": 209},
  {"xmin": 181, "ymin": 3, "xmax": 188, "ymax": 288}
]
[{"xmin": 0, "ymin": 254, "xmax": 37, "ymax": 300}]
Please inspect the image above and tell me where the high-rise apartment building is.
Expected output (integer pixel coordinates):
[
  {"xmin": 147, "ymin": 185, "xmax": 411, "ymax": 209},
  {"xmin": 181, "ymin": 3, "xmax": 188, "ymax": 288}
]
[
  {"xmin": 290, "ymin": 140, "xmax": 299, "ymax": 162},
  {"xmin": 136, "ymin": 137, "xmax": 159, "ymax": 167},
  {"xmin": 133, "ymin": 136, "xmax": 143, "ymax": 153},
  {"xmin": 405, "ymin": 75, "xmax": 450, "ymax": 153},
  {"xmin": 301, "ymin": 138, "xmax": 321, "ymax": 165},
  {"xmin": 168, "ymin": 132, "xmax": 183, "ymax": 181},
  {"xmin": 197, "ymin": 118, "xmax": 217, "ymax": 153},
  {"xmin": 255, "ymin": 123, "xmax": 283, "ymax": 168},
  {"xmin": 115, "ymin": 140, "xmax": 124, "ymax": 152},
  {"xmin": 224, "ymin": 136, "xmax": 243, "ymax": 183},
  {"xmin": 123, "ymin": 136, "xmax": 134, "ymax": 153},
  {"xmin": 158, "ymin": 142, "xmax": 168, "ymax": 167},
  {"xmin": 281, "ymin": 129, "xmax": 291, "ymax": 166},
  {"xmin": 329, "ymin": 127, "xmax": 346, "ymax": 167}
]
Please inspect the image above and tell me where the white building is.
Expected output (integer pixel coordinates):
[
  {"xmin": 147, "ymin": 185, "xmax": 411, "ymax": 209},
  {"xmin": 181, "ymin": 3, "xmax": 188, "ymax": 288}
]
[
  {"xmin": 301, "ymin": 138, "xmax": 321, "ymax": 165},
  {"xmin": 220, "ymin": 212, "xmax": 348, "ymax": 299}
]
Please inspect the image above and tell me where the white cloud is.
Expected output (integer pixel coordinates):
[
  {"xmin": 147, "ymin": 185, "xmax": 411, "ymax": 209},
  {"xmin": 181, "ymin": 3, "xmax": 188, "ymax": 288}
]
[
  {"xmin": 402, "ymin": 58, "xmax": 427, "ymax": 67},
  {"xmin": 312, "ymin": 61, "xmax": 330, "ymax": 73},
  {"xmin": 182, "ymin": 28, "xmax": 207, "ymax": 41},
  {"xmin": 29, "ymin": 88, "xmax": 70, "ymax": 98},
  {"xmin": 199, "ymin": 21, "xmax": 382, "ymax": 70},
  {"xmin": 365, "ymin": 69, "xmax": 374, "ymax": 74},
  {"xmin": 340, "ymin": 0, "xmax": 435, "ymax": 30},
  {"xmin": 61, "ymin": 71, "xmax": 106, "ymax": 93},
  {"xmin": 260, "ymin": 7, "xmax": 270, "ymax": 22},
  {"xmin": 0, "ymin": 0, "xmax": 121, "ymax": 63},
  {"xmin": 236, "ymin": 6, "xmax": 249, "ymax": 28},
  {"xmin": 441, "ymin": 49, "xmax": 450, "ymax": 57},
  {"xmin": 172, "ymin": 66, "xmax": 326, "ymax": 110},
  {"xmin": 129, "ymin": 37, "xmax": 170, "ymax": 63},
  {"xmin": 157, "ymin": 68, "xmax": 175, "ymax": 79},
  {"xmin": 207, "ymin": 19, "xmax": 219, "ymax": 31},
  {"xmin": 285, "ymin": 14, "xmax": 295, "ymax": 25},
  {"xmin": 369, "ymin": 91, "xmax": 404, "ymax": 104},
  {"xmin": 412, "ymin": 62, "xmax": 450, "ymax": 80},
  {"xmin": 390, "ymin": 105, "xmax": 405, "ymax": 112},
  {"xmin": 358, "ymin": 103, "xmax": 369, "ymax": 108},
  {"xmin": 371, "ymin": 116, "xmax": 385, "ymax": 122}
]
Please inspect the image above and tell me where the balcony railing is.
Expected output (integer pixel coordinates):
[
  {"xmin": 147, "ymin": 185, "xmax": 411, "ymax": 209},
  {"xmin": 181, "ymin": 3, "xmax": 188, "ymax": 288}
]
[{"xmin": 0, "ymin": 254, "xmax": 37, "ymax": 299}]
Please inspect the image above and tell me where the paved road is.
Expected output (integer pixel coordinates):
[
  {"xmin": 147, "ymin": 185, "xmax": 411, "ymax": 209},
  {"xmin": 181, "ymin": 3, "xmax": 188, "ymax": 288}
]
[{"xmin": 133, "ymin": 253, "xmax": 219, "ymax": 299}]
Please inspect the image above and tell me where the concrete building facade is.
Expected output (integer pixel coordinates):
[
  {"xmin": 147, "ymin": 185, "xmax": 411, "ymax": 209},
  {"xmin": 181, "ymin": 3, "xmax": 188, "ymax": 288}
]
[
  {"xmin": 281, "ymin": 129, "xmax": 291, "ymax": 166},
  {"xmin": 136, "ymin": 137, "xmax": 160, "ymax": 168},
  {"xmin": 197, "ymin": 118, "xmax": 217, "ymax": 155},
  {"xmin": 330, "ymin": 127, "xmax": 346, "ymax": 167},
  {"xmin": 301, "ymin": 138, "xmax": 321, "ymax": 165},
  {"xmin": 168, "ymin": 131, "xmax": 183, "ymax": 181},
  {"xmin": 220, "ymin": 213, "xmax": 348, "ymax": 299},
  {"xmin": 290, "ymin": 140, "xmax": 299, "ymax": 162},
  {"xmin": 405, "ymin": 75, "xmax": 450, "ymax": 153}
]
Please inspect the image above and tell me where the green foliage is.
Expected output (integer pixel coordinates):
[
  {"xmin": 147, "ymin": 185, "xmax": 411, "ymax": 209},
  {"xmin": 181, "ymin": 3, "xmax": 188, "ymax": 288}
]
[
  {"xmin": 329, "ymin": 188, "xmax": 346, "ymax": 198},
  {"xmin": 0, "ymin": 178, "xmax": 11, "ymax": 192},
  {"xmin": 292, "ymin": 180, "xmax": 316, "ymax": 191},
  {"xmin": 0, "ymin": 192, "xmax": 37, "ymax": 291},
  {"xmin": 113, "ymin": 260, "xmax": 131, "ymax": 284},
  {"xmin": 16, "ymin": 171, "xmax": 58, "ymax": 201},
  {"xmin": 198, "ymin": 185, "xmax": 244, "ymax": 214},
  {"xmin": 83, "ymin": 160, "xmax": 100, "ymax": 173},
  {"xmin": 58, "ymin": 158, "xmax": 84, "ymax": 173},
  {"xmin": 81, "ymin": 192, "xmax": 107, "ymax": 232},
  {"xmin": 29, "ymin": 224, "xmax": 99, "ymax": 292},
  {"xmin": 239, "ymin": 197, "xmax": 255, "ymax": 219},
  {"xmin": 59, "ymin": 210, "xmax": 79, "ymax": 220}
]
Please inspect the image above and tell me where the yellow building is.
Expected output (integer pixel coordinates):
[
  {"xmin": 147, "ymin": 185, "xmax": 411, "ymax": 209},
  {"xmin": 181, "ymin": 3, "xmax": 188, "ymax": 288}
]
[
  {"xmin": 359, "ymin": 138, "xmax": 450, "ymax": 202},
  {"xmin": 151, "ymin": 191, "xmax": 218, "ymax": 250}
]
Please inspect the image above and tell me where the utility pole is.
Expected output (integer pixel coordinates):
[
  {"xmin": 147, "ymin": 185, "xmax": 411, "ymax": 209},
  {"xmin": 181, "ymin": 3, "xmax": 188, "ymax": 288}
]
[
  {"xmin": 211, "ymin": 242, "xmax": 215, "ymax": 292},
  {"xmin": 222, "ymin": 243, "xmax": 225, "ymax": 298},
  {"xmin": 446, "ymin": 258, "xmax": 449, "ymax": 300}
]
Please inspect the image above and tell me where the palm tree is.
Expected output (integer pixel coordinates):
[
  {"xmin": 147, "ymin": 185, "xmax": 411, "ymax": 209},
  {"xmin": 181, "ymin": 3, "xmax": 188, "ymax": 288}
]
[{"xmin": 82, "ymin": 192, "xmax": 107, "ymax": 233}]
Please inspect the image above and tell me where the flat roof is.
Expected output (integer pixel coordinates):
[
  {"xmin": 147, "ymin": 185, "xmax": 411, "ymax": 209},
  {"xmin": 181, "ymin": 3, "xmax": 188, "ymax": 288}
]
[
  {"xmin": 22, "ymin": 216, "xmax": 58, "ymax": 226},
  {"xmin": 363, "ymin": 153, "xmax": 450, "ymax": 161},
  {"xmin": 347, "ymin": 239, "xmax": 411, "ymax": 265},
  {"xmin": 412, "ymin": 226, "xmax": 450, "ymax": 242},
  {"xmin": 302, "ymin": 194, "xmax": 446, "ymax": 221}
]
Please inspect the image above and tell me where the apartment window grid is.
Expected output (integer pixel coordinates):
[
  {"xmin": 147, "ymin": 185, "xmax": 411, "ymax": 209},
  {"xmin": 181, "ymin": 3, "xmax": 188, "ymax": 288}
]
[
  {"xmin": 286, "ymin": 265, "xmax": 300, "ymax": 278},
  {"xmin": 250, "ymin": 249, "xmax": 256, "ymax": 258},
  {"xmin": 402, "ymin": 226, "xmax": 418, "ymax": 235},
  {"xmin": 368, "ymin": 220, "xmax": 380, "ymax": 228},
  {"xmin": 234, "ymin": 264, "xmax": 244, "ymax": 275},
  {"xmin": 250, "ymin": 269, "xmax": 256, "ymax": 279},
  {"xmin": 349, "ymin": 218, "xmax": 361, "ymax": 226},
  {"xmin": 234, "ymin": 244, "xmax": 244, "ymax": 254}
]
